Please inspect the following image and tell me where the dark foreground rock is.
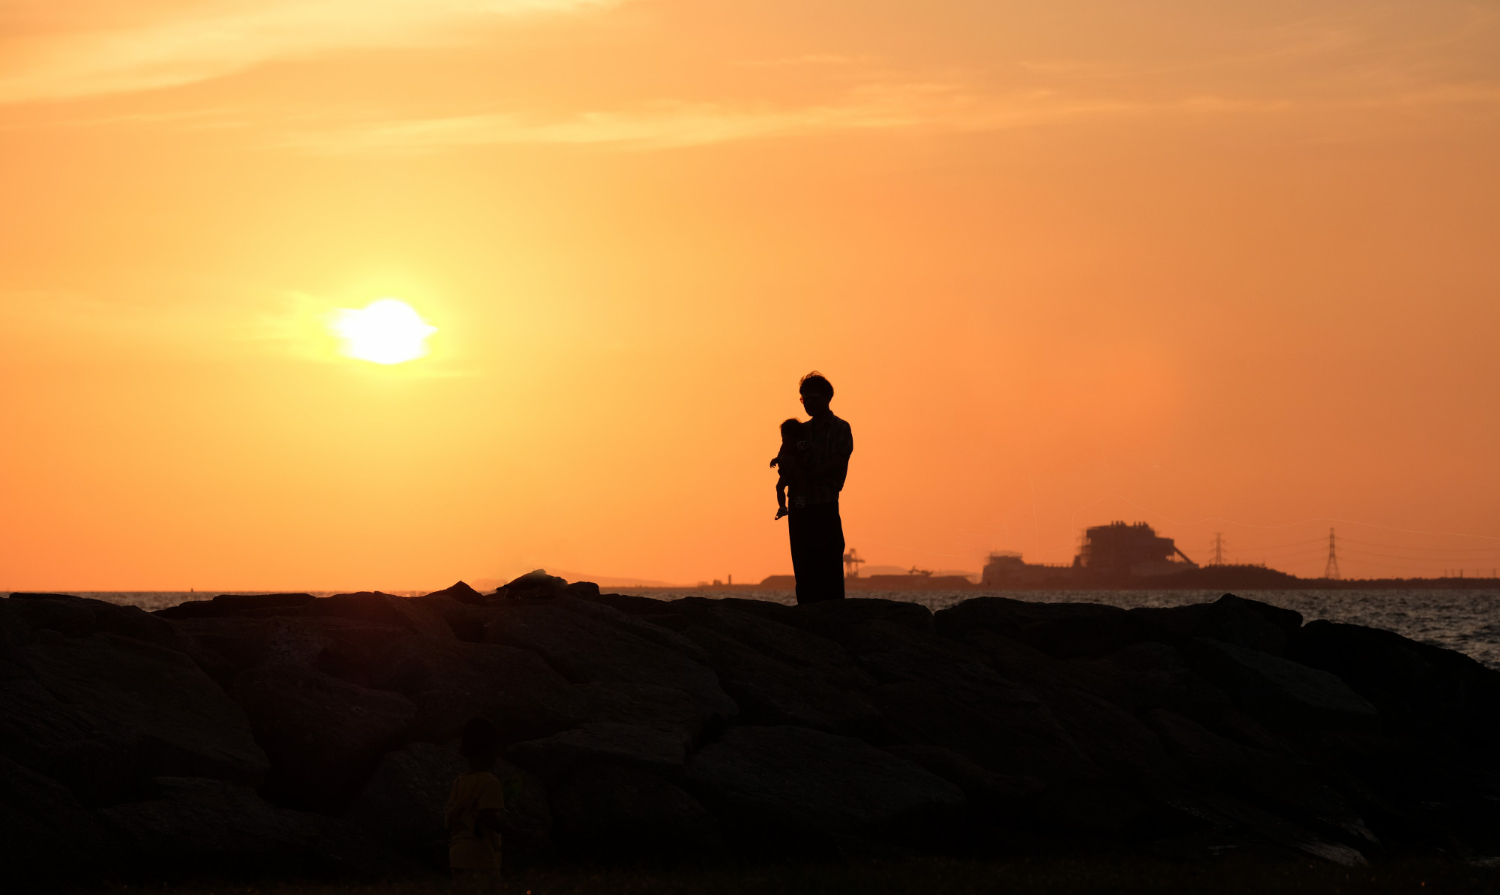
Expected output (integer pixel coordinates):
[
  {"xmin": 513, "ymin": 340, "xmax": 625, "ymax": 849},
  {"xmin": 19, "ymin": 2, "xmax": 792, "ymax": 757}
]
[
  {"xmin": 344, "ymin": 741, "xmax": 551, "ymax": 867},
  {"xmin": 551, "ymin": 763, "xmax": 722, "ymax": 859},
  {"xmin": 4, "ymin": 585, "xmax": 1500, "ymax": 881},
  {"xmin": 686, "ymin": 725, "xmax": 966, "ymax": 848}
]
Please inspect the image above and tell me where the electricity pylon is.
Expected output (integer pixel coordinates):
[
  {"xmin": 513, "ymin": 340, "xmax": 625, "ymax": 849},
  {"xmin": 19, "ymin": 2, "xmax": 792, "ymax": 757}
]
[
  {"xmin": 1209, "ymin": 533, "xmax": 1226, "ymax": 566},
  {"xmin": 1324, "ymin": 528, "xmax": 1341, "ymax": 580}
]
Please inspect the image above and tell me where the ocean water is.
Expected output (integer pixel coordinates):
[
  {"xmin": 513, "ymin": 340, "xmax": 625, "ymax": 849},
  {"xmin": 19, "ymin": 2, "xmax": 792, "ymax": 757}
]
[{"xmin": 45, "ymin": 587, "xmax": 1500, "ymax": 669}]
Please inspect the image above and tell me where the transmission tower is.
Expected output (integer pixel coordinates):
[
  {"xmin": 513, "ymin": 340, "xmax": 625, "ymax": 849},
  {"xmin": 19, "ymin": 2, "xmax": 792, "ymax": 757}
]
[
  {"xmin": 1209, "ymin": 533, "xmax": 1226, "ymax": 566},
  {"xmin": 1323, "ymin": 527, "xmax": 1341, "ymax": 580}
]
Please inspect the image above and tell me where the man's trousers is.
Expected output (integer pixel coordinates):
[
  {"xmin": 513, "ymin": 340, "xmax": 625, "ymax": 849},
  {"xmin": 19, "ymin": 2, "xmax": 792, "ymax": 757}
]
[{"xmin": 789, "ymin": 501, "xmax": 845, "ymax": 604}]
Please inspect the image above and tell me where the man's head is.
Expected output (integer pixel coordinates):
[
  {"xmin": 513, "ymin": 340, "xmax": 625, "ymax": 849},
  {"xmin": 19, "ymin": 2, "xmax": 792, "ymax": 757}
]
[
  {"xmin": 460, "ymin": 717, "xmax": 501, "ymax": 772},
  {"xmin": 798, "ymin": 372, "xmax": 834, "ymax": 417}
]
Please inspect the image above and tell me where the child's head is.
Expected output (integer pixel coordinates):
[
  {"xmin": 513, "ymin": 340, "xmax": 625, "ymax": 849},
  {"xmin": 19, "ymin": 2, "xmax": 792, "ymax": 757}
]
[
  {"xmin": 460, "ymin": 717, "xmax": 501, "ymax": 771},
  {"xmin": 779, "ymin": 418, "xmax": 804, "ymax": 444}
]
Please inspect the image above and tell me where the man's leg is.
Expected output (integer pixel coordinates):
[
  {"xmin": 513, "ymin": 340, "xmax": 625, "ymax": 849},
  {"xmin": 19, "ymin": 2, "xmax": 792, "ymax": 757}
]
[
  {"xmin": 822, "ymin": 503, "xmax": 846, "ymax": 599},
  {"xmin": 789, "ymin": 507, "xmax": 814, "ymax": 604},
  {"xmin": 792, "ymin": 504, "xmax": 845, "ymax": 603}
]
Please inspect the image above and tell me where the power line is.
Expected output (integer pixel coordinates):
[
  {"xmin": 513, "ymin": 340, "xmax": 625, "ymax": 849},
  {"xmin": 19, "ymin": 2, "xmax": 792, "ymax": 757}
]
[{"xmin": 1336, "ymin": 538, "xmax": 1500, "ymax": 555}]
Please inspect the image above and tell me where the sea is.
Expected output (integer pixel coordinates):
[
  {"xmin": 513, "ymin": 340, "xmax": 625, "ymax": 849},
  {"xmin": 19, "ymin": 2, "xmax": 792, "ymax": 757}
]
[{"xmin": 50, "ymin": 586, "xmax": 1500, "ymax": 669}]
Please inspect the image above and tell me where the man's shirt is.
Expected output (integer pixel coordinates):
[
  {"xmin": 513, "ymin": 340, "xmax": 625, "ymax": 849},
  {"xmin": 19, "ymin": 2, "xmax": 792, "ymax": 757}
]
[{"xmin": 790, "ymin": 412, "xmax": 853, "ymax": 507}]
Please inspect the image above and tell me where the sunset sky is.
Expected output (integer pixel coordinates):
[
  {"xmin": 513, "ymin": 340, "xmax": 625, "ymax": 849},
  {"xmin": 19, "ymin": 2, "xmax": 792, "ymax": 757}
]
[{"xmin": 2, "ymin": 0, "xmax": 1498, "ymax": 589}]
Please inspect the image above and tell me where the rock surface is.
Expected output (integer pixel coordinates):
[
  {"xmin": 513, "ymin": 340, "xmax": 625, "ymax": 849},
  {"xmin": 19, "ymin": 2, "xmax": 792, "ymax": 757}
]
[
  {"xmin": 0, "ymin": 631, "xmax": 268, "ymax": 804},
  {"xmin": 507, "ymin": 722, "xmax": 692, "ymax": 782},
  {"xmin": 685, "ymin": 725, "xmax": 966, "ymax": 846},
  {"xmin": 6, "ymin": 584, "xmax": 1500, "ymax": 878},
  {"xmin": 483, "ymin": 603, "xmax": 738, "ymax": 721},
  {"xmin": 234, "ymin": 664, "xmax": 416, "ymax": 812},
  {"xmin": 344, "ymin": 742, "xmax": 550, "ymax": 866},
  {"xmin": 550, "ymin": 764, "xmax": 721, "ymax": 858}
]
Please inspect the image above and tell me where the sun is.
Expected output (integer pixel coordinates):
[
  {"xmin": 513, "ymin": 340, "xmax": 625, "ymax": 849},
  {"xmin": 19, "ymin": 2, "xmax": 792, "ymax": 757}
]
[{"xmin": 331, "ymin": 299, "xmax": 437, "ymax": 364}]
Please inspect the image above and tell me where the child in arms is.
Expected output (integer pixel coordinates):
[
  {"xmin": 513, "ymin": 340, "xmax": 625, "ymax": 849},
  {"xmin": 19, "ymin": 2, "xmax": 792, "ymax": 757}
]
[{"xmin": 770, "ymin": 417, "xmax": 806, "ymax": 520}]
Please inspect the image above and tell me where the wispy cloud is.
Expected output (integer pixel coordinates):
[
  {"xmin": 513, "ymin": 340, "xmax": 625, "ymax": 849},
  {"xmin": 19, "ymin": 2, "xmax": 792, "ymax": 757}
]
[
  {"xmin": 275, "ymin": 85, "xmax": 1161, "ymax": 154},
  {"xmin": 0, "ymin": 0, "xmax": 616, "ymax": 104}
]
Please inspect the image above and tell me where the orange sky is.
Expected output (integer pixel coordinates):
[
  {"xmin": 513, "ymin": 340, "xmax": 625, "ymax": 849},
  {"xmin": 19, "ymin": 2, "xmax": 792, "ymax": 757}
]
[{"xmin": 2, "ymin": 1, "xmax": 1498, "ymax": 589}]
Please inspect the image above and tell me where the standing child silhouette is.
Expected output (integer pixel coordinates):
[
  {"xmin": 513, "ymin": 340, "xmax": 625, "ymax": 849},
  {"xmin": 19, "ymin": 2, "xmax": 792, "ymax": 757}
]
[{"xmin": 447, "ymin": 718, "xmax": 506, "ymax": 892}]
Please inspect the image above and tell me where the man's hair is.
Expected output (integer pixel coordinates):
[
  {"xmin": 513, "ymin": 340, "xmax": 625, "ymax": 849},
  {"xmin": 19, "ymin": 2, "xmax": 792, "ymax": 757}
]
[
  {"xmin": 461, "ymin": 717, "xmax": 501, "ymax": 759},
  {"xmin": 799, "ymin": 371, "xmax": 834, "ymax": 398}
]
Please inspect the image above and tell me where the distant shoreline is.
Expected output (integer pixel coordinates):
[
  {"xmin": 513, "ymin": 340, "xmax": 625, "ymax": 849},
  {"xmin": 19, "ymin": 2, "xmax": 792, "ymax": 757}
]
[{"xmin": 624, "ymin": 572, "xmax": 1500, "ymax": 593}]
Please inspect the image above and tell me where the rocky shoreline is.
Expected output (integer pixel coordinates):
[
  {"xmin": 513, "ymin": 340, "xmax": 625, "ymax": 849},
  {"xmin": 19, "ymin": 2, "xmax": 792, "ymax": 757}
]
[{"xmin": 4, "ymin": 573, "xmax": 1500, "ymax": 885}]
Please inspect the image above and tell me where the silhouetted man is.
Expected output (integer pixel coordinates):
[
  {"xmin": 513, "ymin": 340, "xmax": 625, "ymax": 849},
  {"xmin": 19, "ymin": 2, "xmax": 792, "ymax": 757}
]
[{"xmin": 787, "ymin": 372, "xmax": 853, "ymax": 603}]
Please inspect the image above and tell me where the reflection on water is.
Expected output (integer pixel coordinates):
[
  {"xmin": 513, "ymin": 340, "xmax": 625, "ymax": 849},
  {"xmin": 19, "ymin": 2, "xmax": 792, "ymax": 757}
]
[{"xmin": 62, "ymin": 587, "xmax": 1500, "ymax": 669}]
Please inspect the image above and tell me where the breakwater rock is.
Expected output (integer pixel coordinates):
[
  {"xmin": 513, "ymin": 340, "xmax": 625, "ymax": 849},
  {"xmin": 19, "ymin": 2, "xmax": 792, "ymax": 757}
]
[{"xmin": 4, "ymin": 582, "xmax": 1500, "ymax": 884}]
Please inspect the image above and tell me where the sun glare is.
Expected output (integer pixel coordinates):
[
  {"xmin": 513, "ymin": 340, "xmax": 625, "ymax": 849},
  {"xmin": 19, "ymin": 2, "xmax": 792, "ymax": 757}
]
[{"xmin": 331, "ymin": 299, "xmax": 437, "ymax": 364}]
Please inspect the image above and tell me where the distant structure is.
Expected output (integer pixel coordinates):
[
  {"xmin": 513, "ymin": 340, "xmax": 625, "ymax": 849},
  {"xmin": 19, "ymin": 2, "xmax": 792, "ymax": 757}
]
[
  {"xmin": 980, "ymin": 551, "xmax": 1073, "ymax": 586},
  {"xmin": 1210, "ymin": 532, "xmax": 1226, "ymax": 566},
  {"xmin": 842, "ymin": 548, "xmax": 865, "ymax": 579},
  {"xmin": 1074, "ymin": 521, "xmax": 1197, "ymax": 577},
  {"xmin": 1324, "ymin": 528, "xmax": 1341, "ymax": 580}
]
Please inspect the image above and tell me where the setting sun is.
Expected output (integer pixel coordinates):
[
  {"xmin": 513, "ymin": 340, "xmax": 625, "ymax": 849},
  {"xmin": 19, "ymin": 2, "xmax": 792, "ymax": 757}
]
[{"xmin": 330, "ymin": 299, "xmax": 437, "ymax": 365}]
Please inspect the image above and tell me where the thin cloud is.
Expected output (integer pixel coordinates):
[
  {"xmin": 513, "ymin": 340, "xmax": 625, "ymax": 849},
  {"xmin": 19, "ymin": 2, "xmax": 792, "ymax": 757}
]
[
  {"xmin": 0, "ymin": 0, "xmax": 616, "ymax": 104},
  {"xmin": 275, "ymin": 85, "xmax": 1155, "ymax": 154},
  {"xmin": 271, "ymin": 70, "xmax": 1500, "ymax": 155}
]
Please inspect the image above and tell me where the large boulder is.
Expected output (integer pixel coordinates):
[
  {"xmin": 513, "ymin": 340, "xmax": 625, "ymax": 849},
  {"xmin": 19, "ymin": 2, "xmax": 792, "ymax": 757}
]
[
  {"xmin": 496, "ymin": 570, "xmax": 599, "ymax": 600},
  {"xmin": 308, "ymin": 592, "xmax": 455, "ymax": 641},
  {"xmin": 845, "ymin": 620, "xmax": 1098, "ymax": 780},
  {"xmin": 175, "ymin": 615, "xmax": 416, "ymax": 689},
  {"xmin": 1144, "ymin": 709, "xmax": 1379, "ymax": 848},
  {"xmin": 934, "ymin": 597, "xmax": 1153, "ymax": 659},
  {"xmin": 344, "ymin": 742, "xmax": 550, "ymax": 867},
  {"xmin": 154, "ymin": 593, "xmax": 316, "ymax": 620},
  {"xmin": 882, "ymin": 744, "xmax": 1042, "ymax": 825},
  {"xmin": 423, "ymin": 581, "xmax": 487, "ymax": 606},
  {"xmin": 8, "ymin": 593, "xmax": 188, "ymax": 652},
  {"xmin": 483, "ymin": 604, "xmax": 737, "ymax": 722},
  {"xmin": 367, "ymin": 638, "xmax": 586, "ymax": 746},
  {"xmin": 845, "ymin": 619, "xmax": 1026, "ymax": 702},
  {"xmin": 0, "ymin": 754, "xmax": 119, "ymax": 885},
  {"xmin": 1190, "ymin": 638, "xmax": 1377, "ymax": 727},
  {"xmin": 560, "ymin": 598, "xmax": 713, "ymax": 666},
  {"xmin": 685, "ymin": 725, "xmax": 965, "ymax": 847},
  {"xmin": 1130, "ymin": 594, "xmax": 1303, "ymax": 655},
  {"xmin": 792, "ymin": 598, "xmax": 935, "ymax": 644},
  {"xmin": 1291, "ymin": 620, "xmax": 1500, "ymax": 744},
  {"xmin": 871, "ymin": 682, "xmax": 1099, "ymax": 783},
  {"xmin": 1098, "ymin": 640, "xmax": 1231, "ymax": 718},
  {"xmin": 0, "ymin": 631, "xmax": 268, "ymax": 805},
  {"xmin": 170, "ymin": 616, "xmax": 276, "ymax": 686},
  {"xmin": 506, "ymin": 723, "xmax": 691, "ymax": 783},
  {"xmin": 573, "ymin": 681, "xmax": 709, "ymax": 740},
  {"xmin": 1032, "ymin": 683, "xmax": 1179, "ymax": 781},
  {"xmin": 677, "ymin": 602, "xmax": 874, "ymax": 689},
  {"xmin": 550, "ymin": 764, "xmax": 722, "ymax": 859},
  {"xmin": 410, "ymin": 594, "xmax": 487, "ymax": 641},
  {"xmin": 0, "ymin": 597, "xmax": 31, "ymax": 653},
  {"xmin": 233, "ymin": 664, "xmax": 416, "ymax": 812},
  {"xmin": 97, "ymin": 777, "xmax": 389, "ymax": 878},
  {"xmin": 681, "ymin": 623, "xmax": 879, "ymax": 733}
]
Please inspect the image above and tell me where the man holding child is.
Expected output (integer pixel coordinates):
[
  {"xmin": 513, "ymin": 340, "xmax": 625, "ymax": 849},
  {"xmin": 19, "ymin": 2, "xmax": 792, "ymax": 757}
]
[{"xmin": 781, "ymin": 372, "xmax": 853, "ymax": 604}]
